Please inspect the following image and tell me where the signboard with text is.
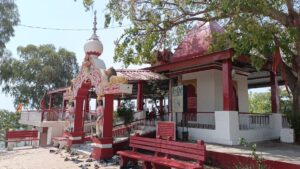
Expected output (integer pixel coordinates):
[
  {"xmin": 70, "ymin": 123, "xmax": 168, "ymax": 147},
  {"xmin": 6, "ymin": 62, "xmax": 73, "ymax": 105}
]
[
  {"xmin": 156, "ymin": 121, "xmax": 176, "ymax": 140},
  {"xmin": 104, "ymin": 84, "xmax": 132, "ymax": 95},
  {"xmin": 172, "ymin": 85, "xmax": 186, "ymax": 112}
]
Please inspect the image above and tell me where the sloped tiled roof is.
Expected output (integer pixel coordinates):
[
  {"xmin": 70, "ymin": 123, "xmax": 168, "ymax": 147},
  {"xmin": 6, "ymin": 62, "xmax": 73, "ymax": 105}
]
[{"xmin": 172, "ymin": 21, "xmax": 224, "ymax": 62}]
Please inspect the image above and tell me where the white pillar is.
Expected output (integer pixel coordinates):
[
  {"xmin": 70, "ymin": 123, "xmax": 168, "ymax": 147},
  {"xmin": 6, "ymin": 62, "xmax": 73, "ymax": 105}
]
[
  {"xmin": 271, "ymin": 113, "xmax": 282, "ymax": 137},
  {"xmin": 215, "ymin": 111, "xmax": 240, "ymax": 145}
]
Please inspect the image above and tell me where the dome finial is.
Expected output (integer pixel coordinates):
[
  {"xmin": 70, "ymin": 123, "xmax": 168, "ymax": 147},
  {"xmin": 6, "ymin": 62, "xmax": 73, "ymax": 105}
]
[
  {"xmin": 84, "ymin": 10, "xmax": 103, "ymax": 58},
  {"xmin": 93, "ymin": 10, "xmax": 97, "ymax": 35}
]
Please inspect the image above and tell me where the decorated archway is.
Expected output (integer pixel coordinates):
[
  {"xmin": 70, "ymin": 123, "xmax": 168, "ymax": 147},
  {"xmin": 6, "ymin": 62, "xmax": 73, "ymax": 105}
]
[
  {"xmin": 65, "ymin": 14, "xmax": 134, "ymax": 160},
  {"xmin": 66, "ymin": 12, "xmax": 109, "ymax": 145},
  {"xmin": 68, "ymin": 56, "xmax": 109, "ymax": 144}
]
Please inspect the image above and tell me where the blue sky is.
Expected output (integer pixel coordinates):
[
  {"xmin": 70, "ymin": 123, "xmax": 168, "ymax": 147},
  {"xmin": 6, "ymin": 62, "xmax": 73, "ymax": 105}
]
[
  {"xmin": 0, "ymin": 0, "xmax": 267, "ymax": 111},
  {"xmin": 0, "ymin": 0, "xmax": 144, "ymax": 111}
]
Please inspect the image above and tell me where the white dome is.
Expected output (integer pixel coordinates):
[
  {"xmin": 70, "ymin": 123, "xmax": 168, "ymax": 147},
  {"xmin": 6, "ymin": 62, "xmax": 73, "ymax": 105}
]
[{"xmin": 84, "ymin": 33, "xmax": 103, "ymax": 57}]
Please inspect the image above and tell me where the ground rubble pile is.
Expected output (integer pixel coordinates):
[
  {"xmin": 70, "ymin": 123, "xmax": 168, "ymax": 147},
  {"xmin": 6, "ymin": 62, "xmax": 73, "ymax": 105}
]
[{"xmin": 49, "ymin": 147, "xmax": 120, "ymax": 169}]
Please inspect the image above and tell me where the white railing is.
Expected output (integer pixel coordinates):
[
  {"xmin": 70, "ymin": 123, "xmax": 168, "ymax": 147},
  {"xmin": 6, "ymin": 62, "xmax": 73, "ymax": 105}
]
[
  {"xmin": 239, "ymin": 113, "xmax": 270, "ymax": 130},
  {"xmin": 176, "ymin": 112, "xmax": 215, "ymax": 130},
  {"xmin": 20, "ymin": 109, "xmax": 61, "ymax": 123},
  {"xmin": 20, "ymin": 110, "xmax": 43, "ymax": 122}
]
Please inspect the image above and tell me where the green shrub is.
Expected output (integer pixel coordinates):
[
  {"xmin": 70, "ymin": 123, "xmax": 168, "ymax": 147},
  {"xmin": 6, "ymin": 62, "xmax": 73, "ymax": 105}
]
[{"xmin": 116, "ymin": 101, "xmax": 134, "ymax": 125}]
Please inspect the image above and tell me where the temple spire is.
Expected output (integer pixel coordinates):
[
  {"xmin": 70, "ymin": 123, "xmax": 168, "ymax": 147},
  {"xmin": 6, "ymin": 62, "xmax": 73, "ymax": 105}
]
[
  {"xmin": 84, "ymin": 10, "xmax": 103, "ymax": 57},
  {"xmin": 93, "ymin": 10, "xmax": 97, "ymax": 35}
]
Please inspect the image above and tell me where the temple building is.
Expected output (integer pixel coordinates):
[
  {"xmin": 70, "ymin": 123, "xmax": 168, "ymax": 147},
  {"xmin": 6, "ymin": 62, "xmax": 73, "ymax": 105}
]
[
  {"xmin": 17, "ymin": 19, "xmax": 293, "ymax": 150},
  {"xmin": 147, "ymin": 21, "xmax": 292, "ymax": 145}
]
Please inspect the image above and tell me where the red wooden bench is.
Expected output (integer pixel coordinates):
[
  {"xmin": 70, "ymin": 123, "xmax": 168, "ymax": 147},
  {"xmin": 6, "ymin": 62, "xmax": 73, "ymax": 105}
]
[
  {"xmin": 6, "ymin": 130, "xmax": 39, "ymax": 150},
  {"xmin": 117, "ymin": 135, "xmax": 206, "ymax": 169},
  {"xmin": 6, "ymin": 130, "xmax": 38, "ymax": 142}
]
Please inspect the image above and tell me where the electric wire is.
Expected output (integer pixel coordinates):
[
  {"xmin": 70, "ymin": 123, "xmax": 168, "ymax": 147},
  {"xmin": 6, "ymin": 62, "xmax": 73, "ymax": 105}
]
[{"xmin": 17, "ymin": 24, "xmax": 131, "ymax": 31}]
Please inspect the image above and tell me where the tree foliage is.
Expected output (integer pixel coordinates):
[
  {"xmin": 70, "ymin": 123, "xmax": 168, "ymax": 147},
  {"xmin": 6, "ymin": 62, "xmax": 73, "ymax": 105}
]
[
  {"xmin": 0, "ymin": 0, "xmax": 19, "ymax": 57},
  {"xmin": 0, "ymin": 109, "xmax": 24, "ymax": 140},
  {"xmin": 0, "ymin": 44, "xmax": 79, "ymax": 109},
  {"xmin": 117, "ymin": 100, "xmax": 134, "ymax": 125},
  {"xmin": 249, "ymin": 88, "xmax": 292, "ymax": 114},
  {"xmin": 99, "ymin": 0, "xmax": 299, "ymax": 68},
  {"xmin": 81, "ymin": 0, "xmax": 300, "ymax": 136},
  {"xmin": 249, "ymin": 92, "xmax": 272, "ymax": 113},
  {"xmin": 144, "ymin": 80, "xmax": 168, "ymax": 110}
]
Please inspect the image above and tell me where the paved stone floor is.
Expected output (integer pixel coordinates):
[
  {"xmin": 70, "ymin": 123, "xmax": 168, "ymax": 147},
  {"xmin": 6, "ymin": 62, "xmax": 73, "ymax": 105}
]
[{"xmin": 206, "ymin": 140, "xmax": 300, "ymax": 165}]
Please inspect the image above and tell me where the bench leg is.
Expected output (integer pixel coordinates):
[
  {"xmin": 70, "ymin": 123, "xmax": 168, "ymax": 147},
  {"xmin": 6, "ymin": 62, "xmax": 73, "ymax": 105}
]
[
  {"xmin": 143, "ymin": 161, "xmax": 152, "ymax": 169},
  {"xmin": 7, "ymin": 142, "xmax": 14, "ymax": 151},
  {"xmin": 32, "ymin": 140, "xmax": 39, "ymax": 148},
  {"xmin": 119, "ymin": 155, "xmax": 130, "ymax": 168}
]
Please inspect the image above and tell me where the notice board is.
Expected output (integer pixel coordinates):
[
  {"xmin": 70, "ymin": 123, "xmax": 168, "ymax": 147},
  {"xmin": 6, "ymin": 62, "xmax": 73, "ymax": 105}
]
[{"xmin": 156, "ymin": 121, "xmax": 176, "ymax": 140}]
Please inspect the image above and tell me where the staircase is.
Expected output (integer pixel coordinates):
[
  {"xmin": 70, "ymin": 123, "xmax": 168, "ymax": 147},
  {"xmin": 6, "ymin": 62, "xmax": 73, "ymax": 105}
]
[{"xmin": 70, "ymin": 118, "xmax": 159, "ymax": 156}]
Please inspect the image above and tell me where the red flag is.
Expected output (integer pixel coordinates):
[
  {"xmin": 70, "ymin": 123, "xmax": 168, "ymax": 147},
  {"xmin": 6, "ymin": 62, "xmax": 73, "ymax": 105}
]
[
  {"xmin": 40, "ymin": 92, "xmax": 46, "ymax": 110},
  {"xmin": 16, "ymin": 103, "xmax": 23, "ymax": 113}
]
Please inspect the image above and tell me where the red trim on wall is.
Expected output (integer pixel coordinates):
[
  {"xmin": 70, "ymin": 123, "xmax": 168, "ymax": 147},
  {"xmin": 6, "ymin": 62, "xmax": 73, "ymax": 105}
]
[
  {"xmin": 168, "ymin": 65, "xmax": 221, "ymax": 78},
  {"xmin": 207, "ymin": 150, "xmax": 300, "ymax": 169},
  {"xmin": 148, "ymin": 49, "xmax": 234, "ymax": 72}
]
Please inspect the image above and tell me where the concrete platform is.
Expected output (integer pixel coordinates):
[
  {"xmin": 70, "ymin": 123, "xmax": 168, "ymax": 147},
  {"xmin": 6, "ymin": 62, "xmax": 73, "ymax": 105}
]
[
  {"xmin": 205, "ymin": 140, "xmax": 300, "ymax": 169},
  {"xmin": 206, "ymin": 140, "xmax": 300, "ymax": 165}
]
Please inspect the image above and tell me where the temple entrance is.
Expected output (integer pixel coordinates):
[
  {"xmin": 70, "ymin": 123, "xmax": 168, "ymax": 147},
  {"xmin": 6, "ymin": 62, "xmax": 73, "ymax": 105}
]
[{"xmin": 182, "ymin": 80, "xmax": 197, "ymax": 121}]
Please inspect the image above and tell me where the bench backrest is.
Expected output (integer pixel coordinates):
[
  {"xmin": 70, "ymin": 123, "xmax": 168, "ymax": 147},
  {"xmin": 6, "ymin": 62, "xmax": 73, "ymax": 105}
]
[
  {"xmin": 6, "ymin": 130, "xmax": 38, "ymax": 139},
  {"xmin": 129, "ymin": 136, "xmax": 161, "ymax": 153},
  {"xmin": 160, "ymin": 139, "xmax": 205, "ymax": 164},
  {"xmin": 130, "ymin": 136, "xmax": 205, "ymax": 165}
]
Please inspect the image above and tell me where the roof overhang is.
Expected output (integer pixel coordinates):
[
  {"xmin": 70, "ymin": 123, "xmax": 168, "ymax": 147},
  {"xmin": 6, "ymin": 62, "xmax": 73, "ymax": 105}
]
[
  {"xmin": 116, "ymin": 69, "xmax": 168, "ymax": 81},
  {"xmin": 146, "ymin": 49, "xmax": 233, "ymax": 72},
  {"xmin": 47, "ymin": 87, "xmax": 69, "ymax": 95}
]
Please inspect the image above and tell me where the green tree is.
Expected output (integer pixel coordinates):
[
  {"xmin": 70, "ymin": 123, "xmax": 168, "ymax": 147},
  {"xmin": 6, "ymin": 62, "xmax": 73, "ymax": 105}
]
[
  {"xmin": 0, "ymin": 0, "xmax": 19, "ymax": 57},
  {"xmin": 144, "ymin": 80, "xmax": 168, "ymax": 112},
  {"xmin": 84, "ymin": 0, "xmax": 300, "ymax": 136},
  {"xmin": 249, "ymin": 92, "xmax": 272, "ymax": 113},
  {"xmin": 0, "ymin": 109, "xmax": 23, "ymax": 141},
  {"xmin": 249, "ymin": 88, "xmax": 293, "ymax": 114},
  {"xmin": 0, "ymin": 44, "xmax": 79, "ymax": 109}
]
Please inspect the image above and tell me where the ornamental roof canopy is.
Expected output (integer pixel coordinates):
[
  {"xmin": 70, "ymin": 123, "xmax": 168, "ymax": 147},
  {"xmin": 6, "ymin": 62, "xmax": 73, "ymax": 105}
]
[
  {"xmin": 116, "ymin": 69, "xmax": 167, "ymax": 81},
  {"xmin": 172, "ymin": 21, "xmax": 224, "ymax": 62}
]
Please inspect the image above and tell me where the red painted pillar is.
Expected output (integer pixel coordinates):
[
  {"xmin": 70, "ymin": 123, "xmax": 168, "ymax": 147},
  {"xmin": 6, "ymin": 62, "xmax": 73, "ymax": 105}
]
[
  {"xmin": 49, "ymin": 94, "xmax": 53, "ymax": 109},
  {"xmin": 222, "ymin": 59, "xmax": 234, "ymax": 111},
  {"xmin": 117, "ymin": 98, "xmax": 121, "ymax": 108},
  {"xmin": 103, "ymin": 94, "xmax": 113, "ymax": 137},
  {"xmin": 159, "ymin": 97, "xmax": 163, "ymax": 112},
  {"xmin": 270, "ymin": 71, "xmax": 279, "ymax": 113},
  {"xmin": 84, "ymin": 96, "xmax": 89, "ymax": 116},
  {"xmin": 67, "ymin": 95, "xmax": 85, "ymax": 145},
  {"xmin": 169, "ymin": 78, "xmax": 173, "ymax": 121},
  {"xmin": 159, "ymin": 97, "xmax": 164, "ymax": 118},
  {"xmin": 91, "ymin": 94, "xmax": 114, "ymax": 160},
  {"xmin": 137, "ymin": 80, "xmax": 144, "ymax": 111}
]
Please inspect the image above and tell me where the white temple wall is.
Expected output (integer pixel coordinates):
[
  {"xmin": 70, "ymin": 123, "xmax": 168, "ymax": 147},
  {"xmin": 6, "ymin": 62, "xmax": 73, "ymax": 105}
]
[
  {"xmin": 214, "ymin": 70, "xmax": 223, "ymax": 111},
  {"xmin": 235, "ymin": 74, "xmax": 249, "ymax": 112},
  {"xmin": 177, "ymin": 111, "xmax": 282, "ymax": 145},
  {"xmin": 213, "ymin": 69, "xmax": 249, "ymax": 112},
  {"xmin": 182, "ymin": 70, "xmax": 216, "ymax": 112},
  {"xmin": 182, "ymin": 69, "xmax": 249, "ymax": 112}
]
